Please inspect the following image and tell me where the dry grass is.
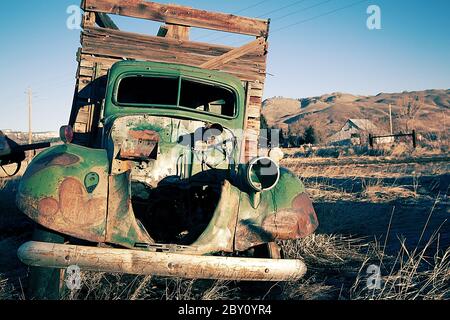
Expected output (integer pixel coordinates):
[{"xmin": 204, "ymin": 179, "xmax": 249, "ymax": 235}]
[
  {"xmin": 284, "ymin": 158, "xmax": 449, "ymax": 179},
  {"xmin": 0, "ymin": 276, "xmax": 8, "ymax": 299},
  {"xmin": 1, "ymin": 233, "xmax": 447, "ymax": 300},
  {"xmin": 363, "ymin": 185, "xmax": 419, "ymax": 202},
  {"xmin": 0, "ymin": 274, "xmax": 23, "ymax": 300},
  {"xmin": 0, "ymin": 178, "xmax": 7, "ymax": 190},
  {"xmin": 280, "ymin": 227, "xmax": 449, "ymax": 300},
  {"xmin": 351, "ymin": 239, "xmax": 450, "ymax": 300},
  {"xmin": 63, "ymin": 273, "xmax": 239, "ymax": 301},
  {"xmin": 0, "ymin": 158, "xmax": 447, "ymax": 301},
  {"xmin": 278, "ymin": 235, "xmax": 377, "ymax": 300}
]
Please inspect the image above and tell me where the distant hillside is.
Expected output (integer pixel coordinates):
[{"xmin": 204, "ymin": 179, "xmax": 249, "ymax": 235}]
[{"xmin": 262, "ymin": 89, "xmax": 450, "ymax": 141}]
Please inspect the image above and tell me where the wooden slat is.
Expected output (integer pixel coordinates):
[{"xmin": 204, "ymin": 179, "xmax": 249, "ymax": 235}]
[
  {"xmin": 249, "ymin": 95, "xmax": 262, "ymax": 105},
  {"xmin": 200, "ymin": 38, "xmax": 266, "ymax": 70},
  {"xmin": 83, "ymin": 0, "xmax": 269, "ymax": 37},
  {"xmin": 247, "ymin": 118, "xmax": 261, "ymax": 131},
  {"xmin": 82, "ymin": 11, "xmax": 96, "ymax": 28},
  {"xmin": 247, "ymin": 104, "xmax": 262, "ymax": 118},
  {"xmin": 80, "ymin": 54, "xmax": 121, "ymax": 68},
  {"xmin": 250, "ymin": 81, "xmax": 264, "ymax": 90},
  {"xmin": 82, "ymin": 27, "xmax": 266, "ymax": 62},
  {"xmin": 165, "ymin": 24, "xmax": 190, "ymax": 40},
  {"xmin": 81, "ymin": 27, "xmax": 267, "ymax": 82}
]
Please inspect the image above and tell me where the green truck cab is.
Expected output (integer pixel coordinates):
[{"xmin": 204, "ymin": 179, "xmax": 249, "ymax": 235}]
[{"xmin": 18, "ymin": 61, "xmax": 317, "ymax": 254}]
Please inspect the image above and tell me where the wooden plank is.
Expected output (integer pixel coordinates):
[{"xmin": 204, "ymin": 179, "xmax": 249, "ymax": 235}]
[
  {"xmin": 247, "ymin": 104, "xmax": 262, "ymax": 118},
  {"xmin": 82, "ymin": 27, "xmax": 266, "ymax": 63},
  {"xmin": 166, "ymin": 24, "xmax": 190, "ymax": 40},
  {"xmin": 81, "ymin": 46, "xmax": 265, "ymax": 82},
  {"xmin": 250, "ymin": 81, "xmax": 264, "ymax": 90},
  {"xmin": 81, "ymin": 27, "xmax": 267, "ymax": 82},
  {"xmin": 158, "ymin": 24, "xmax": 190, "ymax": 40},
  {"xmin": 200, "ymin": 38, "xmax": 266, "ymax": 70},
  {"xmin": 247, "ymin": 118, "xmax": 261, "ymax": 131},
  {"xmin": 80, "ymin": 54, "xmax": 121, "ymax": 68},
  {"xmin": 83, "ymin": 0, "xmax": 269, "ymax": 37},
  {"xmin": 82, "ymin": 11, "xmax": 96, "ymax": 28},
  {"xmin": 249, "ymin": 95, "xmax": 262, "ymax": 105},
  {"xmin": 249, "ymin": 87, "xmax": 263, "ymax": 97}
]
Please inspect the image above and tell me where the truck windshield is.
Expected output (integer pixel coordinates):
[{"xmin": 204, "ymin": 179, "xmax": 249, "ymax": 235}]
[
  {"xmin": 118, "ymin": 76, "xmax": 179, "ymax": 105},
  {"xmin": 116, "ymin": 76, "xmax": 236, "ymax": 117}
]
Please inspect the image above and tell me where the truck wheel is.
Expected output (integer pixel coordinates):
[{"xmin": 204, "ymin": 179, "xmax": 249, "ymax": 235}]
[{"xmin": 27, "ymin": 225, "xmax": 66, "ymax": 300}]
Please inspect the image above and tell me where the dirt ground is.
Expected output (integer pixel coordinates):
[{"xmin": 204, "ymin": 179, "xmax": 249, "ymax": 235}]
[{"xmin": 0, "ymin": 157, "xmax": 449, "ymax": 300}]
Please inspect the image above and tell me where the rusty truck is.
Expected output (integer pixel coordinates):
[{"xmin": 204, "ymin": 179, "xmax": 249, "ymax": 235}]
[{"xmin": 16, "ymin": 0, "xmax": 319, "ymax": 299}]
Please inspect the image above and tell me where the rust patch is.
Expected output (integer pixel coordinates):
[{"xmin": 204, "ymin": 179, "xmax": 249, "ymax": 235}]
[
  {"xmin": 59, "ymin": 178, "xmax": 106, "ymax": 226},
  {"xmin": 38, "ymin": 197, "xmax": 59, "ymax": 224},
  {"xmin": 262, "ymin": 193, "xmax": 319, "ymax": 240},
  {"xmin": 234, "ymin": 222, "xmax": 271, "ymax": 251},
  {"xmin": 235, "ymin": 193, "xmax": 319, "ymax": 251},
  {"xmin": 49, "ymin": 154, "xmax": 80, "ymax": 166},
  {"xmin": 129, "ymin": 130, "xmax": 160, "ymax": 141},
  {"xmin": 18, "ymin": 178, "xmax": 107, "ymax": 243},
  {"xmin": 120, "ymin": 130, "xmax": 160, "ymax": 161},
  {"xmin": 23, "ymin": 153, "xmax": 80, "ymax": 179}
]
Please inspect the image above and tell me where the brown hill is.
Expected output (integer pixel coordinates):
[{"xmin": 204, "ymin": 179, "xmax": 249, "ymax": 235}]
[{"xmin": 262, "ymin": 89, "xmax": 450, "ymax": 141}]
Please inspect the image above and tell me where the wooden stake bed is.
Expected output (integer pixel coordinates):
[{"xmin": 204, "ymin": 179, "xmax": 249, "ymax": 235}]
[{"xmin": 70, "ymin": 0, "xmax": 270, "ymax": 161}]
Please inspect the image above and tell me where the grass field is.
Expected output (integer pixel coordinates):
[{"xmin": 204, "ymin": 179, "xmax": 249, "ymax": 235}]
[{"xmin": 0, "ymin": 155, "xmax": 449, "ymax": 300}]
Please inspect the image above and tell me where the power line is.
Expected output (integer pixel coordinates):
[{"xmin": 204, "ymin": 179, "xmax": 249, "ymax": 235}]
[
  {"xmin": 272, "ymin": 0, "xmax": 368, "ymax": 33},
  {"xmin": 272, "ymin": 0, "xmax": 334, "ymax": 21},
  {"xmin": 230, "ymin": 0, "xmax": 368, "ymax": 46},
  {"xmin": 202, "ymin": 0, "xmax": 311, "ymax": 43},
  {"xmin": 256, "ymin": 0, "xmax": 308, "ymax": 18},
  {"xmin": 235, "ymin": 0, "xmax": 272, "ymax": 14},
  {"xmin": 206, "ymin": 0, "xmax": 334, "ymax": 45},
  {"xmin": 193, "ymin": 0, "xmax": 272, "ymax": 41}
]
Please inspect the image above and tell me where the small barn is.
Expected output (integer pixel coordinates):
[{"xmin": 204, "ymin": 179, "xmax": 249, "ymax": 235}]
[{"xmin": 329, "ymin": 119, "xmax": 393, "ymax": 146}]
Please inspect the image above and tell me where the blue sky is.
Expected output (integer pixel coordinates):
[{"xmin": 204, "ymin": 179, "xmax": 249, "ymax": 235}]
[{"xmin": 0, "ymin": 0, "xmax": 449, "ymax": 131}]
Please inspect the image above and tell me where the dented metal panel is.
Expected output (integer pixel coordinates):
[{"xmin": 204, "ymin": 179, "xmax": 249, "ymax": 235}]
[
  {"xmin": 17, "ymin": 144, "xmax": 109, "ymax": 242},
  {"xmin": 234, "ymin": 169, "xmax": 319, "ymax": 252}
]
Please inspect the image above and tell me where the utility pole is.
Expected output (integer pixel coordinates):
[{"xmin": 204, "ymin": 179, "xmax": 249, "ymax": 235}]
[
  {"xmin": 389, "ymin": 104, "xmax": 393, "ymax": 135},
  {"xmin": 27, "ymin": 87, "xmax": 32, "ymax": 145}
]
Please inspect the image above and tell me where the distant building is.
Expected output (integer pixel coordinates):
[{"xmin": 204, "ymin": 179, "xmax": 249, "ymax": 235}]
[{"xmin": 328, "ymin": 119, "xmax": 393, "ymax": 146}]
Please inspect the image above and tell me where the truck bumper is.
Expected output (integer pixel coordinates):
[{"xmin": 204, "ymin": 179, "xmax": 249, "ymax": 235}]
[{"xmin": 18, "ymin": 241, "xmax": 306, "ymax": 282}]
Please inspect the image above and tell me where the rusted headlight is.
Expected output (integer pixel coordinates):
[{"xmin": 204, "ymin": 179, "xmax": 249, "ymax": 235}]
[
  {"xmin": 246, "ymin": 157, "xmax": 280, "ymax": 192},
  {"xmin": 59, "ymin": 125, "xmax": 74, "ymax": 144}
]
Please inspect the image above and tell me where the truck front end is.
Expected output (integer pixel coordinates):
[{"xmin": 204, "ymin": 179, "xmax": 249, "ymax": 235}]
[{"xmin": 17, "ymin": 61, "xmax": 318, "ymax": 294}]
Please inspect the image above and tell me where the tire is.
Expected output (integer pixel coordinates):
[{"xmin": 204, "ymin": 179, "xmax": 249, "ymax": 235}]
[{"xmin": 27, "ymin": 225, "xmax": 66, "ymax": 300}]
